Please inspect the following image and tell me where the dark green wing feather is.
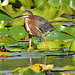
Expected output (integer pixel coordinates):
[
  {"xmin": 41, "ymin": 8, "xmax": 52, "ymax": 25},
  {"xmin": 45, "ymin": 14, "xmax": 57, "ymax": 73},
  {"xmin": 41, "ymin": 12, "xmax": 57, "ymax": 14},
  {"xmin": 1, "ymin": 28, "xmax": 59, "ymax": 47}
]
[{"xmin": 34, "ymin": 15, "xmax": 55, "ymax": 33}]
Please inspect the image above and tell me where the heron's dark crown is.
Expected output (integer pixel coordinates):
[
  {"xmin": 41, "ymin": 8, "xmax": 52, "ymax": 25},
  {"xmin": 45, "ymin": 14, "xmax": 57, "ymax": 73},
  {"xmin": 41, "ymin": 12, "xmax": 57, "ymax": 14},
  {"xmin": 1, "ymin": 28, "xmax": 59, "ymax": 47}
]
[{"xmin": 22, "ymin": 10, "xmax": 33, "ymax": 15}]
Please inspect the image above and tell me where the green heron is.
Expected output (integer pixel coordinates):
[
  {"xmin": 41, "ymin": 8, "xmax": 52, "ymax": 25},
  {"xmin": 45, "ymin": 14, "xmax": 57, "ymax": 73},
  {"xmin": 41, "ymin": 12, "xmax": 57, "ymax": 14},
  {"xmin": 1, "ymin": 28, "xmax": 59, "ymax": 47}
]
[{"xmin": 14, "ymin": 10, "xmax": 55, "ymax": 51}]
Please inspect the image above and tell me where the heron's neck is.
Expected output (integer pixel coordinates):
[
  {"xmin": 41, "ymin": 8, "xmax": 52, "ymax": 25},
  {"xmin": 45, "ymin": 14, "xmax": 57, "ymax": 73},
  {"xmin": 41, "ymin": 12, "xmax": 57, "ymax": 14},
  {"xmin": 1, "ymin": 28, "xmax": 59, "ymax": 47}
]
[{"xmin": 25, "ymin": 17, "xmax": 30, "ymax": 21}]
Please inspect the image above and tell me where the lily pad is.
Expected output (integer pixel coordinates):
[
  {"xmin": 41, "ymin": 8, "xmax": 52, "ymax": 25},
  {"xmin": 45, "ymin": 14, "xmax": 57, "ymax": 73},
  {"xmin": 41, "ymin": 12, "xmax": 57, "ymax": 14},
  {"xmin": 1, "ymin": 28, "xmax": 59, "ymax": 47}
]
[
  {"xmin": 49, "ymin": 17, "xmax": 69, "ymax": 22},
  {"xmin": 0, "ymin": 13, "xmax": 12, "ymax": 21},
  {"xmin": 19, "ymin": 0, "xmax": 34, "ymax": 8},
  {"xmin": 0, "ymin": 36, "xmax": 18, "ymax": 44},
  {"xmin": 9, "ymin": 49, "xmax": 21, "ymax": 52},
  {"xmin": 20, "ymin": 69, "xmax": 44, "ymax": 75},
  {"xmin": 54, "ymin": 25, "xmax": 75, "ymax": 36},
  {"xmin": 37, "ymin": 39, "xmax": 73, "ymax": 51},
  {"xmin": 56, "ymin": 5, "xmax": 74, "ymax": 17},
  {"xmin": 3, "ymin": 5, "xmax": 16, "ymax": 16},
  {"xmin": 37, "ymin": 40, "xmax": 63, "ymax": 50},
  {"xmin": 63, "ymin": 39, "xmax": 72, "ymax": 48},
  {"xmin": 0, "ymin": 9, "xmax": 12, "ymax": 21},
  {"xmin": 60, "ymin": 66, "xmax": 75, "ymax": 71},
  {"xmin": 0, "ymin": 20, "xmax": 5, "ymax": 28},
  {"xmin": 46, "ymin": 31, "xmax": 74, "ymax": 40},
  {"xmin": 0, "ymin": 52, "xmax": 14, "ymax": 57},
  {"xmin": 69, "ymin": 38, "xmax": 75, "ymax": 51},
  {"xmin": 0, "ymin": 28, "xmax": 10, "ymax": 35},
  {"xmin": 11, "ymin": 64, "xmax": 53, "ymax": 74},
  {"xmin": 34, "ymin": 0, "xmax": 45, "ymax": 9},
  {"xmin": 9, "ymin": 25, "xmax": 28, "ymax": 40}
]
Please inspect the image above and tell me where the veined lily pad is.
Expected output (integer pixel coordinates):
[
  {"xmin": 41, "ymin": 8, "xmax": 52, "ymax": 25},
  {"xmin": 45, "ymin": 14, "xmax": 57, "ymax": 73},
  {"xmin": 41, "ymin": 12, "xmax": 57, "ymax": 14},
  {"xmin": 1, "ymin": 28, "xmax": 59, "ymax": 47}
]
[
  {"xmin": 37, "ymin": 39, "xmax": 73, "ymax": 51},
  {"xmin": 60, "ymin": 66, "xmax": 75, "ymax": 71},
  {"xmin": 49, "ymin": 17, "xmax": 69, "ymax": 22},
  {"xmin": 9, "ymin": 25, "xmax": 28, "ymax": 40},
  {"xmin": 46, "ymin": 31, "xmax": 74, "ymax": 40},
  {"xmin": 11, "ymin": 64, "xmax": 53, "ymax": 74},
  {"xmin": 37, "ymin": 40, "xmax": 63, "ymax": 50},
  {"xmin": 19, "ymin": 0, "xmax": 34, "ymax": 8},
  {"xmin": 20, "ymin": 69, "xmax": 44, "ymax": 75},
  {"xmin": 9, "ymin": 49, "xmax": 21, "ymax": 52},
  {"xmin": 0, "ymin": 20, "xmax": 5, "ymax": 28},
  {"xmin": 56, "ymin": 5, "xmax": 74, "ymax": 17},
  {"xmin": 0, "ymin": 28, "xmax": 10, "ymax": 35},
  {"xmin": 69, "ymin": 38, "xmax": 75, "ymax": 51},
  {"xmin": 0, "ymin": 11, "xmax": 12, "ymax": 21},
  {"xmin": 0, "ymin": 52, "xmax": 14, "ymax": 57},
  {"xmin": 0, "ymin": 36, "xmax": 18, "ymax": 44},
  {"xmin": 54, "ymin": 25, "xmax": 75, "ymax": 36}
]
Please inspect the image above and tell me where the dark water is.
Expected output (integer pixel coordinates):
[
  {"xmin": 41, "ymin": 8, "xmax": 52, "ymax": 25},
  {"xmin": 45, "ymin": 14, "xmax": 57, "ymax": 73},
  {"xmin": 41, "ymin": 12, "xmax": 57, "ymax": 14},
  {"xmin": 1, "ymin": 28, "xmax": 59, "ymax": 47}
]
[{"xmin": 0, "ymin": 52, "xmax": 75, "ymax": 75}]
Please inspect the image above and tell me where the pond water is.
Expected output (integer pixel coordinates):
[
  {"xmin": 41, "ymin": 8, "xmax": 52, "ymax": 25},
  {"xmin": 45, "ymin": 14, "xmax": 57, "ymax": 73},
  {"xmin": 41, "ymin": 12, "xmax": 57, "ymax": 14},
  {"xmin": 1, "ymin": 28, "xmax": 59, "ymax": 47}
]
[{"xmin": 0, "ymin": 52, "xmax": 75, "ymax": 75}]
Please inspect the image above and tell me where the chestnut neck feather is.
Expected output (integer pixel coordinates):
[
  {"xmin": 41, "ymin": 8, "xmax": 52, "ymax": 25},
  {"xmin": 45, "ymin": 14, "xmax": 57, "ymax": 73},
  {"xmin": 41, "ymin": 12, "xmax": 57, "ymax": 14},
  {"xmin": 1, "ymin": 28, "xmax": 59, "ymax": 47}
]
[{"xmin": 25, "ymin": 14, "xmax": 38, "ymax": 36}]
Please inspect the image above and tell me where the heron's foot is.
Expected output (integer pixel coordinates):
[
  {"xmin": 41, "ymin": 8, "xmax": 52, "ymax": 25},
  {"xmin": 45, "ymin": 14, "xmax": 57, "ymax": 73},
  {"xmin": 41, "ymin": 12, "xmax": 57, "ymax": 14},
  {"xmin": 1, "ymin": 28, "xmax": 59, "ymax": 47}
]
[
  {"xmin": 21, "ymin": 35, "xmax": 29, "ymax": 40},
  {"xmin": 45, "ymin": 43, "xmax": 48, "ymax": 49},
  {"xmin": 28, "ymin": 46, "xmax": 31, "ymax": 51}
]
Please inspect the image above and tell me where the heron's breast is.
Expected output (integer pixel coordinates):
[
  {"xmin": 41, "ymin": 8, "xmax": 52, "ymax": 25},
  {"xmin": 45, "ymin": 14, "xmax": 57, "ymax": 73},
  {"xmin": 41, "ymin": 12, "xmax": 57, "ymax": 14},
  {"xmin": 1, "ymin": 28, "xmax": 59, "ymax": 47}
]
[{"xmin": 25, "ymin": 20, "xmax": 39, "ymax": 36}]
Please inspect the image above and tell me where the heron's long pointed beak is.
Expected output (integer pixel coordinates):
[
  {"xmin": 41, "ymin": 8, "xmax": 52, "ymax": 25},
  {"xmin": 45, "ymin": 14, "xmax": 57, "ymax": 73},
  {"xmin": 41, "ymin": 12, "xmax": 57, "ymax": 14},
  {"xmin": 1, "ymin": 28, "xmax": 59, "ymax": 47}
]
[{"xmin": 13, "ymin": 14, "xmax": 23, "ymax": 19}]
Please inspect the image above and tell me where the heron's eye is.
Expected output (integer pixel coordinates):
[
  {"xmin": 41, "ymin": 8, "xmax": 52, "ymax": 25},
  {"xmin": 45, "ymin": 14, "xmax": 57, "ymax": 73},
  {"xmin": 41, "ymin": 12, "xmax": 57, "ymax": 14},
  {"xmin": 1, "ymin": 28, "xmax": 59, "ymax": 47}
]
[{"xmin": 23, "ymin": 13, "xmax": 28, "ymax": 15}]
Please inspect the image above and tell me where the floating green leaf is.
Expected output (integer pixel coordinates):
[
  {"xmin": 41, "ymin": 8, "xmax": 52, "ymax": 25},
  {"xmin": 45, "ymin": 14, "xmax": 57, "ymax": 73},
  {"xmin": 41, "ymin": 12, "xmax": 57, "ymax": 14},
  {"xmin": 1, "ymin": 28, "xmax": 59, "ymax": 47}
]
[
  {"xmin": 34, "ymin": 0, "xmax": 45, "ymax": 9},
  {"xmin": 20, "ymin": 69, "xmax": 44, "ymax": 75},
  {"xmin": 9, "ymin": 49, "xmax": 21, "ymax": 52},
  {"xmin": 0, "ymin": 20, "xmax": 5, "ymax": 28},
  {"xmin": 60, "ymin": 66, "xmax": 75, "ymax": 71},
  {"xmin": 19, "ymin": 0, "xmax": 34, "ymax": 8},
  {"xmin": 56, "ymin": 5, "xmax": 74, "ymax": 17},
  {"xmin": 20, "ymin": 69, "xmax": 38, "ymax": 75},
  {"xmin": 0, "ymin": 52, "xmax": 14, "ymax": 57},
  {"xmin": 48, "ymin": 0, "xmax": 75, "ymax": 9},
  {"xmin": 50, "ymin": 17, "xmax": 69, "ymax": 22},
  {"xmin": 54, "ymin": 25, "xmax": 75, "ymax": 36},
  {"xmin": 0, "ymin": 36, "xmax": 18, "ymax": 44},
  {"xmin": 9, "ymin": 25, "xmax": 28, "ymax": 40},
  {"xmin": 69, "ymin": 38, "xmax": 75, "ymax": 51},
  {"xmin": 37, "ymin": 40, "xmax": 63, "ymax": 50},
  {"xmin": 0, "ymin": 28, "xmax": 10, "ymax": 35},
  {"xmin": 11, "ymin": 64, "xmax": 53, "ymax": 74},
  {"xmin": 46, "ymin": 31, "xmax": 74, "ymax": 40},
  {"xmin": 0, "ymin": 13, "xmax": 12, "ymax": 21}
]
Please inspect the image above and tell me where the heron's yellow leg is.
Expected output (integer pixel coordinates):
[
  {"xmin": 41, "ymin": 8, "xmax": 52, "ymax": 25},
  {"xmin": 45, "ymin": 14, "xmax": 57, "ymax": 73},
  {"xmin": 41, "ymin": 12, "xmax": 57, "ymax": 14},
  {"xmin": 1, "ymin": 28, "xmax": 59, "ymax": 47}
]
[
  {"xmin": 45, "ymin": 42, "xmax": 48, "ymax": 49},
  {"xmin": 28, "ymin": 38, "xmax": 31, "ymax": 51},
  {"xmin": 41, "ymin": 34, "xmax": 48, "ymax": 49}
]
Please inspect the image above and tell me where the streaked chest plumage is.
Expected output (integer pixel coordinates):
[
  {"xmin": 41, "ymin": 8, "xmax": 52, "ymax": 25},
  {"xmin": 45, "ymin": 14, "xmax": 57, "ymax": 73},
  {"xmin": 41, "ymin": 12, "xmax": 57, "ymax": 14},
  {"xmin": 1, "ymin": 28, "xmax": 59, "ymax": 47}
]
[
  {"xmin": 25, "ymin": 18, "xmax": 32, "ymax": 35},
  {"xmin": 25, "ymin": 17, "xmax": 39, "ymax": 36}
]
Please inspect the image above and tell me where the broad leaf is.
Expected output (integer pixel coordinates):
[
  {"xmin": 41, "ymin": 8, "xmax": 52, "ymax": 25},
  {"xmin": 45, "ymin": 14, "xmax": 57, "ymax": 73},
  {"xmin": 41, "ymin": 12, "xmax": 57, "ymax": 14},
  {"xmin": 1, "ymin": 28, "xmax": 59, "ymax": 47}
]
[
  {"xmin": 9, "ymin": 25, "xmax": 28, "ymax": 40},
  {"xmin": 0, "ymin": 13, "xmax": 12, "ymax": 21},
  {"xmin": 54, "ymin": 25, "xmax": 75, "ymax": 36},
  {"xmin": 37, "ymin": 40, "xmax": 63, "ymax": 50},
  {"xmin": 19, "ymin": 0, "xmax": 34, "ymax": 8},
  {"xmin": 20, "ymin": 69, "xmax": 44, "ymax": 75},
  {"xmin": 69, "ymin": 38, "xmax": 75, "ymax": 51},
  {"xmin": 20, "ymin": 69, "xmax": 38, "ymax": 75},
  {"xmin": 60, "ymin": 66, "xmax": 75, "ymax": 71},
  {"xmin": 0, "ymin": 36, "xmax": 18, "ymax": 44},
  {"xmin": 48, "ymin": 0, "xmax": 75, "ymax": 9},
  {"xmin": 56, "ymin": 6, "xmax": 74, "ymax": 17},
  {"xmin": 0, "ymin": 28, "xmax": 10, "ymax": 35},
  {"xmin": 0, "ymin": 20, "xmax": 5, "ymax": 28},
  {"xmin": 34, "ymin": 0, "xmax": 45, "ymax": 9},
  {"xmin": 46, "ymin": 31, "xmax": 74, "ymax": 40}
]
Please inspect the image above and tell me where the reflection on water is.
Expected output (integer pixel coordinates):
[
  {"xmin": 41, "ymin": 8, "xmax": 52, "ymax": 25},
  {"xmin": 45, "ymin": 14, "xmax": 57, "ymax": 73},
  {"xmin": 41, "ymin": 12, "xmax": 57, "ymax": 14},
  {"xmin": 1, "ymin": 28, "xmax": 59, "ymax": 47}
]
[{"xmin": 0, "ymin": 54, "xmax": 75, "ymax": 74}]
